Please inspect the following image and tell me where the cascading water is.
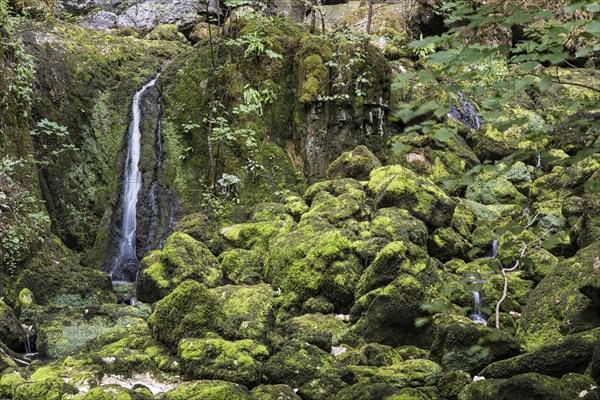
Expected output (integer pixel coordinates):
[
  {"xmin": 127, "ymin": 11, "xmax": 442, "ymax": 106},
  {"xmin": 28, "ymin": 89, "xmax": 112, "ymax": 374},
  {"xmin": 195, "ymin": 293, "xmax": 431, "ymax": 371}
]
[
  {"xmin": 485, "ymin": 237, "xmax": 498, "ymax": 258},
  {"xmin": 111, "ymin": 75, "xmax": 160, "ymax": 282},
  {"xmin": 469, "ymin": 291, "xmax": 487, "ymax": 326},
  {"xmin": 536, "ymin": 152, "xmax": 542, "ymax": 168}
]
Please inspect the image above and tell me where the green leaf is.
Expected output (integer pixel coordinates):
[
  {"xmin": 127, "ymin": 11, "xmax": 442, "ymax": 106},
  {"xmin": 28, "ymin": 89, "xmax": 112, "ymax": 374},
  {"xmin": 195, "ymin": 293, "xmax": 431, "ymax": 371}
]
[
  {"xmin": 565, "ymin": 0, "xmax": 588, "ymax": 13},
  {"xmin": 414, "ymin": 317, "xmax": 430, "ymax": 328},
  {"xmin": 546, "ymin": 51, "xmax": 569, "ymax": 65},
  {"xmin": 391, "ymin": 141, "xmax": 407, "ymax": 153},
  {"xmin": 434, "ymin": 127, "xmax": 456, "ymax": 142},
  {"xmin": 504, "ymin": 6, "xmax": 533, "ymax": 26},
  {"xmin": 426, "ymin": 50, "xmax": 459, "ymax": 65},
  {"xmin": 587, "ymin": 20, "xmax": 600, "ymax": 34},
  {"xmin": 519, "ymin": 61, "xmax": 538, "ymax": 72},
  {"xmin": 538, "ymin": 73, "xmax": 552, "ymax": 92},
  {"xmin": 587, "ymin": 2, "xmax": 600, "ymax": 12}
]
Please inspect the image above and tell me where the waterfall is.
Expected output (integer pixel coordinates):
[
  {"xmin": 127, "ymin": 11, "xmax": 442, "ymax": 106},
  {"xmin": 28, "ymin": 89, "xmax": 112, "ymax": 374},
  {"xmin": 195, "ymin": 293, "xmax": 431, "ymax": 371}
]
[
  {"xmin": 536, "ymin": 152, "xmax": 542, "ymax": 168},
  {"xmin": 485, "ymin": 237, "xmax": 498, "ymax": 258},
  {"xmin": 111, "ymin": 75, "xmax": 160, "ymax": 282},
  {"xmin": 469, "ymin": 291, "xmax": 487, "ymax": 325},
  {"xmin": 448, "ymin": 92, "xmax": 484, "ymax": 130}
]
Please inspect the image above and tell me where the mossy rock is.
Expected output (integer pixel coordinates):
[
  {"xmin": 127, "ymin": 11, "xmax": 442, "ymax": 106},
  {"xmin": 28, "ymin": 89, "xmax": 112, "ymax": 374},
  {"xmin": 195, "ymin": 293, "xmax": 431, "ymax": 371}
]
[
  {"xmin": 465, "ymin": 177, "xmax": 526, "ymax": 206},
  {"xmin": 368, "ymin": 165, "xmax": 457, "ymax": 229},
  {"xmin": 148, "ymin": 280, "xmax": 223, "ymax": 348},
  {"xmin": 451, "ymin": 199, "xmax": 478, "ymax": 239},
  {"xmin": 350, "ymin": 359, "xmax": 442, "ymax": 388},
  {"xmin": 517, "ymin": 241, "xmax": 600, "ymax": 351},
  {"xmin": 179, "ymin": 335, "xmax": 269, "ymax": 387},
  {"xmin": 370, "ymin": 207, "xmax": 428, "ymax": 248},
  {"xmin": 219, "ymin": 249, "xmax": 263, "ymax": 285},
  {"xmin": 13, "ymin": 377, "xmax": 78, "ymax": 400},
  {"xmin": 520, "ymin": 247, "xmax": 558, "ymax": 283},
  {"xmin": 301, "ymin": 187, "xmax": 370, "ymax": 226},
  {"xmin": 162, "ymin": 380, "xmax": 251, "ymax": 399},
  {"xmin": 388, "ymin": 128, "xmax": 480, "ymax": 185},
  {"xmin": 461, "ymin": 372, "xmax": 582, "ymax": 400},
  {"xmin": 349, "ymin": 274, "xmax": 439, "ymax": 347},
  {"xmin": 137, "ymin": 232, "xmax": 223, "ymax": 303},
  {"xmin": 304, "ymin": 178, "xmax": 364, "ymax": 204},
  {"xmin": 578, "ymin": 192, "xmax": 600, "ymax": 248},
  {"xmin": 284, "ymin": 195, "xmax": 310, "ymax": 221},
  {"xmin": 336, "ymin": 382, "xmax": 402, "ymax": 400},
  {"xmin": 467, "ymin": 116, "xmax": 535, "ymax": 162},
  {"xmin": 351, "ymin": 237, "xmax": 390, "ymax": 267},
  {"xmin": 359, "ymin": 343, "xmax": 403, "ymax": 367},
  {"xmin": 428, "ymin": 227, "xmax": 473, "ymax": 262},
  {"xmin": 0, "ymin": 370, "xmax": 25, "ymax": 398},
  {"xmin": 176, "ymin": 212, "xmax": 214, "ymax": 243},
  {"xmin": 78, "ymin": 384, "xmax": 150, "ymax": 400},
  {"xmin": 529, "ymin": 154, "xmax": 599, "ymax": 202},
  {"xmin": 14, "ymin": 235, "xmax": 114, "ymax": 307},
  {"xmin": 481, "ymin": 273, "xmax": 533, "ymax": 314},
  {"xmin": 211, "ymin": 284, "xmax": 276, "ymax": 342},
  {"xmin": 0, "ymin": 302, "xmax": 26, "ymax": 351},
  {"xmin": 326, "ymin": 145, "xmax": 382, "ymax": 181},
  {"xmin": 145, "ymin": 24, "xmax": 188, "ymax": 42},
  {"xmin": 265, "ymin": 221, "xmax": 362, "ymax": 312},
  {"xmin": 437, "ymin": 370, "xmax": 471, "ymax": 399},
  {"xmin": 250, "ymin": 384, "xmax": 301, "ymax": 400},
  {"xmin": 429, "ymin": 319, "xmax": 520, "ymax": 374},
  {"xmin": 483, "ymin": 327, "xmax": 600, "ymax": 378},
  {"xmin": 356, "ymin": 241, "xmax": 441, "ymax": 298},
  {"xmin": 284, "ymin": 313, "xmax": 349, "ymax": 351},
  {"xmin": 263, "ymin": 340, "xmax": 346, "ymax": 389},
  {"xmin": 220, "ymin": 218, "xmax": 295, "ymax": 251},
  {"xmin": 302, "ymin": 297, "xmax": 334, "ymax": 314}
]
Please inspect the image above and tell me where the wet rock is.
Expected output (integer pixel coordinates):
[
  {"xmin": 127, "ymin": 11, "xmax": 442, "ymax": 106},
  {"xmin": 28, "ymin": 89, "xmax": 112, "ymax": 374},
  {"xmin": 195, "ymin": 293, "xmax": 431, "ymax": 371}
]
[
  {"xmin": 483, "ymin": 327, "xmax": 600, "ymax": 378},
  {"xmin": 0, "ymin": 301, "xmax": 26, "ymax": 351},
  {"xmin": 368, "ymin": 165, "xmax": 457, "ymax": 229},
  {"xmin": 326, "ymin": 145, "xmax": 382, "ymax": 181},
  {"xmin": 148, "ymin": 280, "xmax": 223, "ymax": 348},
  {"xmin": 461, "ymin": 372, "xmax": 582, "ymax": 400},
  {"xmin": 179, "ymin": 335, "xmax": 269, "ymax": 387},
  {"xmin": 137, "ymin": 232, "xmax": 222, "ymax": 303}
]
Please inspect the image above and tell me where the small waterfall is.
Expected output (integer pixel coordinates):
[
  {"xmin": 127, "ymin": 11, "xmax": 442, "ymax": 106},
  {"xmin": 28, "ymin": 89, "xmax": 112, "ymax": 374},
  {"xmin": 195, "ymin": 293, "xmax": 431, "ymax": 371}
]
[
  {"xmin": 23, "ymin": 327, "xmax": 36, "ymax": 357},
  {"xmin": 111, "ymin": 75, "xmax": 160, "ymax": 282},
  {"xmin": 469, "ymin": 291, "xmax": 487, "ymax": 325},
  {"xmin": 448, "ymin": 92, "xmax": 484, "ymax": 130},
  {"xmin": 485, "ymin": 237, "xmax": 498, "ymax": 258},
  {"xmin": 536, "ymin": 152, "xmax": 542, "ymax": 168}
]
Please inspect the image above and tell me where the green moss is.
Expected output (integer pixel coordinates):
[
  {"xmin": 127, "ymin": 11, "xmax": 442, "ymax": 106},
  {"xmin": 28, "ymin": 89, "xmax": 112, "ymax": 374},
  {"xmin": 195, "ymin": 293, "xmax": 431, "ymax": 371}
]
[
  {"xmin": 137, "ymin": 232, "xmax": 223, "ymax": 303},
  {"xmin": 326, "ymin": 145, "xmax": 382, "ymax": 180},
  {"xmin": 351, "ymin": 359, "xmax": 442, "ymax": 388},
  {"xmin": 148, "ymin": 280, "xmax": 223, "ymax": 349},
  {"xmin": 428, "ymin": 227, "xmax": 472, "ymax": 262},
  {"xmin": 250, "ymin": 384, "xmax": 301, "ymax": 400},
  {"xmin": 0, "ymin": 371, "xmax": 26, "ymax": 398},
  {"xmin": 146, "ymin": 24, "xmax": 188, "ymax": 43},
  {"xmin": 370, "ymin": 207, "xmax": 428, "ymax": 248},
  {"xmin": 219, "ymin": 249, "xmax": 263, "ymax": 285},
  {"xmin": 461, "ymin": 372, "xmax": 578, "ymax": 400},
  {"xmin": 13, "ymin": 377, "xmax": 78, "ymax": 400},
  {"xmin": 466, "ymin": 177, "xmax": 526, "ymax": 205},
  {"xmin": 179, "ymin": 335, "xmax": 268, "ymax": 387},
  {"xmin": 368, "ymin": 165, "xmax": 456, "ymax": 228},
  {"xmin": 284, "ymin": 313, "xmax": 349, "ymax": 351},
  {"xmin": 211, "ymin": 284, "xmax": 276, "ymax": 342},
  {"xmin": 162, "ymin": 380, "xmax": 251, "ymax": 400}
]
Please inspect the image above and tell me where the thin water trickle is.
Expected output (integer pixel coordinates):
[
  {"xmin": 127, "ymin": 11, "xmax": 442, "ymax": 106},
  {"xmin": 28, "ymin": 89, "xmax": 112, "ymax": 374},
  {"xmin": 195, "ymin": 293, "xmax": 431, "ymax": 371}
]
[
  {"xmin": 111, "ymin": 75, "xmax": 160, "ymax": 281},
  {"xmin": 536, "ymin": 152, "xmax": 542, "ymax": 168},
  {"xmin": 469, "ymin": 291, "xmax": 487, "ymax": 326},
  {"xmin": 485, "ymin": 237, "xmax": 498, "ymax": 258}
]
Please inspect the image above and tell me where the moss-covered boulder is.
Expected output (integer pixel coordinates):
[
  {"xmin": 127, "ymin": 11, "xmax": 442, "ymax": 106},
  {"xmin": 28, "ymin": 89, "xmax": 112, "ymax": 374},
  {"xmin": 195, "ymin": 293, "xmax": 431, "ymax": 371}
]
[
  {"xmin": 77, "ymin": 384, "xmax": 153, "ymax": 400},
  {"xmin": 388, "ymin": 128, "xmax": 480, "ymax": 185},
  {"xmin": 0, "ymin": 302, "xmax": 26, "ymax": 351},
  {"xmin": 251, "ymin": 384, "xmax": 301, "ymax": 400},
  {"xmin": 356, "ymin": 241, "xmax": 441, "ymax": 299},
  {"xmin": 162, "ymin": 380, "xmax": 251, "ymax": 399},
  {"xmin": 578, "ymin": 192, "xmax": 600, "ymax": 248},
  {"xmin": 179, "ymin": 335, "xmax": 269, "ymax": 387},
  {"xmin": 437, "ymin": 370, "xmax": 471, "ymax": 399},
  {"xmin": 359, "ymin": 343, "xmax": 403, "ymax": 367},
  {"xmin": 211, "ymin": 284, "xmax": 276, "ymax": 341},
  {"xmin": 350, "ymin": 273, "xmax": 440, "ymax": 347},
  {"xmin": 14, "ymin": 235, "xmax": 114, "ymax": 307},
  {"xmin": 145, "ymin": 24, "xmax": 188, "ymax": 42},
  {"xmin": 284, "ymin": 313, "xmax": 349, "ymax": 351},
  {"xmin": 530, "ymin": 155, "xmax": 599, "ymax": 202},
  {"xmin": 517, "ymin": 241, "xmax": 600, "ymax": 351},
  {"xmin": 0, "ymin": 370, "xmax": 25, "ymax": 398},
  {"xmin": 263, "ymin": 341, "xmax": 348, "ymax": 393},
  {"xmin": 429, "ymin": 319, "xmax": 520, "ymax": 374},
  {"xmin": 175, "ymin": 212, "xmax": 214, "ymax": 243},
  {"xmin": 284, "ymin": 195, "xmax": 310, "ymax": 221},
  {"xmin": 350, "ymin": 359, "xmax": 442, "ymax": 388},
  {"xmin": 461, "ymin": 372, "xmax": 583, "ymax": 400},
  {"xmin": 219, "ymin": 249, "xmax": 263, "ymax": 285},
  {"xmin": 451, "ymin": 199, "xmax": 478, "ymax": 239},
  {"xmin": 148, "ymin": 280, "xmax": 223, "ymax": 348},
  {"xmin": 466, "ymin": 177, "xmax": 526, "ymax": 205},
  {"xmin": 137, "ymin": 232, "xmax": 223, "ymax": 303},
  {"xmin": 428, "ymin": 227, "xmax": 472, "ymax": 262},
  {"xmin": 336, "ymin": 382, "xmax": 402, "ymax": 399},
  {"xmin": 264, "ymin": 219, "xmax": 362, "ymax": 312},
  {"xmin": 326, "ymin": 145, "xmax": 382, "ymax": 181},
  {"xmin": 370, "ymin": 207, "xmax": 428, "ymax": 248},
  {"xmin": 482, "ymin": 327, "xmax": 600, "ymax": 378},
  {"xmin": 302, "ymin": 182, "xmax": 370, "ymax": 226},
  {"xmin": 220, "ymin": 217, "xmax": 295, "ymax": 251},
  {"xmin": 13, "ymin": 377, "xmax": 78, "ymax": 400},
  {"xmin": 368, "ymin": 165, "xmax": 457, "ymax": 228}
]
